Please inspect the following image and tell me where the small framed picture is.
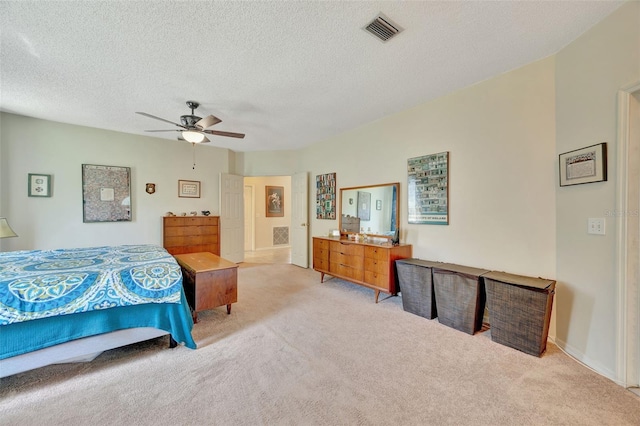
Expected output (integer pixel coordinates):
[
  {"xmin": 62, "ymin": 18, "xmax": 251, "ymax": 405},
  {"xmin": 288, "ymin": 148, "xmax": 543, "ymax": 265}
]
[
  {"xmin": 559, "ymin": 143, "xmax": 607, "ymax": 187},
  {"xmin": 28, "ymin": 173, "xmax": 52, "ymax": 197},
  {"xmin": 266, "ymin": 186, "xmax": 284, "ymax": 217},
  {"xmin": 178, "ymin": 180, "xmax": 201, "ymax": 198}
]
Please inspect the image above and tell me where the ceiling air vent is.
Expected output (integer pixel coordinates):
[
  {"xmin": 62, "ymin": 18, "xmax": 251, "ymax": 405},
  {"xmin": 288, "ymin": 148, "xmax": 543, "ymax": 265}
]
[{"xmin": 363, "ymin": 14, "xmax": 403, "ymax": 42}]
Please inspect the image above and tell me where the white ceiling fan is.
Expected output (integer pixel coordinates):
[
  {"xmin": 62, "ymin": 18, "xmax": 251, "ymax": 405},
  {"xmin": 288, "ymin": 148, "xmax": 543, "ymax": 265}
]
[{"xmin": 136, "ymin": 101, "xmax": 245, "ymax": 143}]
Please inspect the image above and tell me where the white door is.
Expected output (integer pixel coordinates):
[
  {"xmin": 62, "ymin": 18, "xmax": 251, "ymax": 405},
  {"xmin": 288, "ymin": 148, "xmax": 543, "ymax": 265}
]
[
  {"xmin": 291, "ymin": 172, "xmax": 309, "ymax": 268},
  {"xmin": 244, "ymin": 185, "xmax": 254, "ymax": 251},
  {"xmin": 219, "ymin": 173, "xmax": 244, "ymax": 263}
]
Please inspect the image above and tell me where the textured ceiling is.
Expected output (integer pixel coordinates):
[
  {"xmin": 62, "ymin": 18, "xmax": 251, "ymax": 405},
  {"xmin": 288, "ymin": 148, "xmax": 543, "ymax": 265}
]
[{"xmin": 0, "ymin": 1, "xmax": 624, "ymax": 152}]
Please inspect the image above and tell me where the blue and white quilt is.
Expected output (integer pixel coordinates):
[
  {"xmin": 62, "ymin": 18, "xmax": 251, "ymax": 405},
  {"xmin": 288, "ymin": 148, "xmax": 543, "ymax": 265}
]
[{"xmin": 0, "ymin": 245, "xmax": 183, "ymax": 325}]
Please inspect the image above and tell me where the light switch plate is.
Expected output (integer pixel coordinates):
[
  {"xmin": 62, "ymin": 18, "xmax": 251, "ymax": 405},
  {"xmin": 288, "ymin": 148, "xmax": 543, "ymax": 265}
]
[{"xmin": 588, "ymin": 218, "xmax": 605, "ymax": 235}]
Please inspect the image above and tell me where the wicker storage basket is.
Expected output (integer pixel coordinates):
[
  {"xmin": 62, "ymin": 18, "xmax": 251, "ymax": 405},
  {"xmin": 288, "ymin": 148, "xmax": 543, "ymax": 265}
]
[
  {"xmin": 432, "ymin": 264, "xmax": 490, "ymax": 335},
  {"xmin": 484, "ymin": 271, "xmax": 555, "ymax": 357},
  {"xmin": 396, "ymin": 259, "xmax": 442, "ymax": 319}
]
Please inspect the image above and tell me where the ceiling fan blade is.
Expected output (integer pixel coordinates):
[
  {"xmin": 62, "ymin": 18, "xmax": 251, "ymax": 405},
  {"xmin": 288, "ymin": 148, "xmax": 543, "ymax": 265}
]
[
  {"xmin": 136, "ymin": 112, "xmax": 185, "ymax": 128},
  {"xmin": 195, "ymin": 115, "xmax": 222, "ymax": 130},
  {"xmin": 144, "ymin": 129, "xmax": 181, "ymax": 132},
  {"xmin": 203, "ymin": 129, "xmax": 246, "ymax": 139}
]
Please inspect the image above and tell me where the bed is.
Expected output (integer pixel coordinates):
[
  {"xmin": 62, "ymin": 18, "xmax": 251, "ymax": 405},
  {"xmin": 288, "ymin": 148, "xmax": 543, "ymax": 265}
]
[{"xmin": 0, "ymin": 244, "xmax": 196, "ymax": 377}]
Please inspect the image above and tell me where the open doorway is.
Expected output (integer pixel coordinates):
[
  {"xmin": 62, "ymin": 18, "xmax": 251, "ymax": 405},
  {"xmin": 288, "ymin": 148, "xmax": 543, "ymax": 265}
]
[{"xmin": 243, "ymin": 176, "xmax": 292, "ymax": 265}]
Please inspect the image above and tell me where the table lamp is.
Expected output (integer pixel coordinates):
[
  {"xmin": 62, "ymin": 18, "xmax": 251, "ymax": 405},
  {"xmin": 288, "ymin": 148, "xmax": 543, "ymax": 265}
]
[{"xmin": 0, "ymin": 217, "xmax": 18, "ymax": 238}]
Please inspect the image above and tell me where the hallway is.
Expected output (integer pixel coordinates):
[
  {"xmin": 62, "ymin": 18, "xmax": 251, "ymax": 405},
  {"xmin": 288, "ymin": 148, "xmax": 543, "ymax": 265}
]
[{"xmin": 243, "ymin": 247, "xmax": 291, "ymax": 265}]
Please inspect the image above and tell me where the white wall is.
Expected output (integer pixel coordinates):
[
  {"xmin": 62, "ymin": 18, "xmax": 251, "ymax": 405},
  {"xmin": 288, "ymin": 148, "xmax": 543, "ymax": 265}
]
[
  {"xmin": 248, "ymin": 56, "xmax": 557, "ymax": 275},
  {"xmin": 0, "ymin": 113, "xmax": 231, "ymax": 250},
  {"xmin": 554, "ymin": 1, "xmax": 640, "ymax": 382}
]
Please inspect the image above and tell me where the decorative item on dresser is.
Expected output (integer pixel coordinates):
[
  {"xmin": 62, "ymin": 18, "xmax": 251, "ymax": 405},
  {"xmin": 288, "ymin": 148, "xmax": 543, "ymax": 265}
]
[
  {"xmin": 313, "ymin": 236, "xmax": 412, "ymax": 303},
  {"xmin": 163, "ymin": 215, "xmax": 220, "ymax": 255}
]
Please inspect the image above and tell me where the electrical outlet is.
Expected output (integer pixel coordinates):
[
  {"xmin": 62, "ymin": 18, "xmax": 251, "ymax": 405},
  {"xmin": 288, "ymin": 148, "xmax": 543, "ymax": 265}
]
[{"xmin": 588, "ymin": 218, "xmax": 605, "ymax": 235}]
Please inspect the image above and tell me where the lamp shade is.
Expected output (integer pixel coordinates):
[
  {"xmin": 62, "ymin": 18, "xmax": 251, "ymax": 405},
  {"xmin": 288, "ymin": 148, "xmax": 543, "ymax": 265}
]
[
  {"xmin": 0, "ymin": 217, "xmax": 17, "ymax": 238},
  {"xmin": 182, "ymin": 130, "xmax": 206, "ymax": 143}
]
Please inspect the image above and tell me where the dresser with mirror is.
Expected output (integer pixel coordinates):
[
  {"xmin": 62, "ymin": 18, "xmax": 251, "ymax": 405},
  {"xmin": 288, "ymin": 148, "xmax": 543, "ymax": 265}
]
[{"xmin": 313, "ymin": 182, "xmax": 412, "ymax": 302}]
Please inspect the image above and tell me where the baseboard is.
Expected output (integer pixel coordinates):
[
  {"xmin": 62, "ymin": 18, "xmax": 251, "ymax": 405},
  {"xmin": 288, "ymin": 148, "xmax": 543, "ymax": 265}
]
[{"xmin": 554, "ymin": 338, "xmax": 623, "ymax": 386}]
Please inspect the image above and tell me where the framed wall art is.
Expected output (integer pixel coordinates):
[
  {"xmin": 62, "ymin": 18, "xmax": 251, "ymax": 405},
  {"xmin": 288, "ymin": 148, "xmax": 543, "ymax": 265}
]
[
  {"xmin": 82, "ymin": 164, "xmax": 131, "ymax": 222},
  {"xmin": 407, "ymin": 151, "xmax": 449, "ymax": 225},
  {"xmin": 178, "ymin": 180, "xmax": 200, "ymax": 198},
  {"xmin": 28, "ymin": 173, "xmax": 52, "ymax": 197},
  {"xmin": 559, "ymin": 143, "xmax": 607, "ymax": 187},
  {"xmin": 316, "ymin": 172, "xmax": 336, "ymax": 219},
  {"xmin": 266, "ymin": 186, "xmax": 284, "ymax": 217}
]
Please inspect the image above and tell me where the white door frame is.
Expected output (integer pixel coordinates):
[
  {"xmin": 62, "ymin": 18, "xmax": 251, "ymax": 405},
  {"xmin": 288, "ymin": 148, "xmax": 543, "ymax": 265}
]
[
  {"xmin": 291, "ymin": 172, "xmax": 309, "ymax": 268},
  {"xmin": 615, "ymin": 81, "xmax": 640, "ymax": 388},
  {"xmin": 244, "ymin": 184, "xmax": 255, "ymax": 251}
]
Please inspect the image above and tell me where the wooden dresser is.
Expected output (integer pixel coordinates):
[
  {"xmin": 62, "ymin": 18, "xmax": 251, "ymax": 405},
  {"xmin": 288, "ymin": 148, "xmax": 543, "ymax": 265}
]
[
  {"xmin": 163, "ymin": 216, "xmax": 220, "ymax": 255},
  {"xmin": 313, "ymin": 236, "xmax": 412, "ymax": 303}
]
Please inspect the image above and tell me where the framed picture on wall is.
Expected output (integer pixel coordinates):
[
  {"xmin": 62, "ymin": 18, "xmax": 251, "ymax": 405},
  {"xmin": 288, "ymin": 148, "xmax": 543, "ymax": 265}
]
[
  {"xmin": 266, "ymin": 186, "xmax": 284, "ymax": 217},
  {"xmin": 82, "ymin": 164, "xmax": 131, "ymax": 222},
  {"xmin": 178, "ymin": 180, "xmax": 201, "ymax": 198},
  {"xmin": 407, "ymin": 152, "xmax": 449, "ymax": 225},
  {"xmin": 559, "ymin": 143, "xmax": 607, "ymax": 187},
  {"xmin": 28, "ymin": 173, "xmax": 52, "ymax": 197},
  {"xmin": 316, "ymin": 172, "xmax": 337, "ymax": 219}
]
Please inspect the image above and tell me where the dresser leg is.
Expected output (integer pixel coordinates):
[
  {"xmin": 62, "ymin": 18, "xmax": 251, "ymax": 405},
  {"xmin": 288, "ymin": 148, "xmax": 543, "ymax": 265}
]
[
  {"xmin": 226, "ymin": 304, "xmax": 232, "ymax": 315},
  {"xmin": 192, "ymin": 311, "xmax": 199, "ymax": 324},
  {"xmin": 374, "ymin": 290, "xmax": 380, "ymax": 304},
  {"xmin": 320, "ymin": 272, "xmax": 325, "ymax": 283}
]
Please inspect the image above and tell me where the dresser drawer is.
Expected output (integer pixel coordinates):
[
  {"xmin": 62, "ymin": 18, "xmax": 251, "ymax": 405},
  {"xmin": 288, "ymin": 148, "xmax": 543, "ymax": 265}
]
[
  {"xmin": 364, "ymin": 270, "xmax": 388, "ymax": 288},
  {"xmin": 331, "ymin": 252, "xmax": 364, "ymax": 269},
  {"xmin": 313, "ymin": 238, "xmax": 330, "ymax": 251},
  {"xmin": 330, "ymin": 262, "xmax": 364, "ymax": 281},
  {"xmin": 164, "ymin": 216, "xmax": 218, "ymax": 227},
  {"xmin": 313, "ymin": 258, "xmax": 329, "ymax": 271},
  {"xmin": 364, "ymin": 257, "xmax": 388, "ymax": 275},
  {"xmin": 314, "ymin": 247, "xmax": 329, "ymax": 261},
  {"xmin": 330, "ymin": 241, "xmax": 364, "ymax": 256},
  {"xmin": 164, "ymin": 225, "xmax": 218, "ymax": 237},
  {"xmin": 364, "ymin": 246, "xmax": 389, "ymax": 261}
]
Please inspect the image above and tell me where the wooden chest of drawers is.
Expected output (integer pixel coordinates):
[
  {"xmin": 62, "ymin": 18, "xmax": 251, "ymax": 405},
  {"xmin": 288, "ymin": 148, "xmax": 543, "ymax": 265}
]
[
  {"xmin": 312, "ymin": 236, "xmax": 412, "ymax": 303},
  {"xmin": 163, "ymin": 216, "xmax": 220, "ymax": 255}
]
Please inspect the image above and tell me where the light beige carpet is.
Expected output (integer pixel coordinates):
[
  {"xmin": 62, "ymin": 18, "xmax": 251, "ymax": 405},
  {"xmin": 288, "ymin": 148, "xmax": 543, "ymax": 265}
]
[{"xmin": 1, "ymin": 263, "xmax": 639, "ymax": 425}]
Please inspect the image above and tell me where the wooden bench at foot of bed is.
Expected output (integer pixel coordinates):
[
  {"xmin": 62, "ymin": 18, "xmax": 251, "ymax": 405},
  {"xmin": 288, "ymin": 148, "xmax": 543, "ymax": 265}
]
[{"xmin": 173, "ymin": 252, "xmax": 238, "ymax": 323}]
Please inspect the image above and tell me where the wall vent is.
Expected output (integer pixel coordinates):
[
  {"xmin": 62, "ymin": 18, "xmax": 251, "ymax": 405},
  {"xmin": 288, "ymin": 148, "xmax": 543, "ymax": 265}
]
[
  {"xmin": 363, "ymin": 14, "xmax": 403, "ymax": 42},
  {"xmin": 273, "ymin": 227, "xmax": 289, "ymax": 246}
]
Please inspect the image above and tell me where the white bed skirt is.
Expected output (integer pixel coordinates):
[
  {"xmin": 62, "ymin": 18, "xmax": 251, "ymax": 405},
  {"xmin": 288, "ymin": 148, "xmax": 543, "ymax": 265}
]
[{"xmin": 0, "ymin": 327, "xmax": 168, "ymax": 378}]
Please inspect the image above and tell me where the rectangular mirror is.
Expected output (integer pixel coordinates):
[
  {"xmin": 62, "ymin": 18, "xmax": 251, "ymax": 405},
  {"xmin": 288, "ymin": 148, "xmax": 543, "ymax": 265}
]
[{"xmin": 340, "ymin": 182, "xmax": 399, "ymax": 239}]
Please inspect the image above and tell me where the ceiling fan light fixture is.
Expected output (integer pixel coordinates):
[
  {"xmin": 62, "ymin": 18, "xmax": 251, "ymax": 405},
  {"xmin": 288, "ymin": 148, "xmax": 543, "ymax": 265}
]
[{"xmin": 182, "ymin": 130, "xmax": 206, "ymax": 143}]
